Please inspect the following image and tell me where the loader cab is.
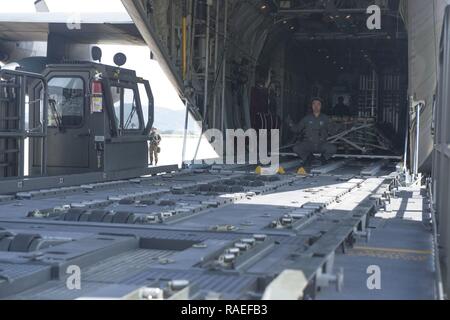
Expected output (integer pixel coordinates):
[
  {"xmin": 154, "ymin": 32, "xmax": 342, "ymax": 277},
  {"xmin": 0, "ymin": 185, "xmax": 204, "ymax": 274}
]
[{"xmin": 29, "ymin": 56, "xmax": 154, "ymax": 176}]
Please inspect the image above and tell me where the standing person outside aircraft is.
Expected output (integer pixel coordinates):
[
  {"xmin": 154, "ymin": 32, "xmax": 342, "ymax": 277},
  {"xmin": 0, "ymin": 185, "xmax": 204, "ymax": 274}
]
[{"xmin": 149, "ymin": 127, "xmax": 162, "ymax": 166}]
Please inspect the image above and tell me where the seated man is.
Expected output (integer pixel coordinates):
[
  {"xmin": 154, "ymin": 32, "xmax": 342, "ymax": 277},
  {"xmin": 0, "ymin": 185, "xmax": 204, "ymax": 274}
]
[{"xmin": 289, "ymin": 98, "xmax": 337, "ymax": 166}]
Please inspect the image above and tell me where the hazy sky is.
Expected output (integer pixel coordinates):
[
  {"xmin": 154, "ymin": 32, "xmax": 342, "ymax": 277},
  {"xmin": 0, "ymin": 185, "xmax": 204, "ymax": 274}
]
[
  {"xmin": 0, "ymin": 0, "xmax": 126, "ymax": 12},
  {"xmin": 0, "ymin": 0, "xmax": 185, "ymax": 112},
  {"xmin": 0, "ymin": 0, "xmax": 217, "ymax": 164},
  {"xmin": 99, "ymin": 44, "xmax": 185, "ymax": 112}
]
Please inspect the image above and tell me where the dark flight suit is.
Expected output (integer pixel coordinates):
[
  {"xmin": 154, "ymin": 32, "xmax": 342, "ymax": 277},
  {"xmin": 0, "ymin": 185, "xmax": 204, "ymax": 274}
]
[
  {"xmin": 333, "ymin": 102, "xmax": 351, "ymax": 117},
  {"xmin": 291, "ymin": 114, "xmax": 337, "ymax": 161}
]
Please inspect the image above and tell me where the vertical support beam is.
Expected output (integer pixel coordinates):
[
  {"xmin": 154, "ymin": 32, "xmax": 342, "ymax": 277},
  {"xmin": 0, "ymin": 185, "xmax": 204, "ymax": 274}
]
[
  {"xmin": 182, "ymin": 0, "xmax": 188, "ymax": 80},
  {"xmin": 371, "ymin": 69, "xmax": 377, "ymax": 118},
  {"xmin": 188, "ymin": 0, "xmax": 197, "ymax": 81},
  {"xmin": 279, "ymin": 43, "xmax": 286, "ymax": 141},
  {"xmin": 212, "ymin": 0, "xmax": 220, "ymax": 129},
  {"xmin": 181, "ymin": 98, "xmax": 190, "ymax": 167},
  {"xmin": 221, "ymin": 0, "xmax": 228, "ymax": 133},
  {"xmin": 403, "ymin": 102, "xmax": 409, "ymax": 172},
  {"xmin": 41, "ymin": 80, "xmax": 48, "ymax": 176},
  {"xmin": 413, "ymin": 103, "xmax": 422, "ymax": 177},
  {"xmin": 203, "ymin": 0, "xmax": 212, "ymax": 122},
  {"xmin": 18, "ymin": 76, "xmax": 26, "ymax": 177},
  {"xmin": 0, "ymin": 79, "xmax": 4, "ymax": 177}
]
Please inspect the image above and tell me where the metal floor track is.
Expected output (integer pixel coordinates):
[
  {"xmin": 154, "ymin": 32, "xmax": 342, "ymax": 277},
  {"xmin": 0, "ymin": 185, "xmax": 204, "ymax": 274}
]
[{"xmin": 0, "ymin": 160, "xmax": 437, "ymax": 300}]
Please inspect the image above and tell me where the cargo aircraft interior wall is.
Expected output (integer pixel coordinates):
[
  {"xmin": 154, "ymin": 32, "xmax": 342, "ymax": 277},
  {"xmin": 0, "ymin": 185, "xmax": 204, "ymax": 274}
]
[{"xmin": 250, "ymin": 6, "xmax": 408, "ymax": 156}]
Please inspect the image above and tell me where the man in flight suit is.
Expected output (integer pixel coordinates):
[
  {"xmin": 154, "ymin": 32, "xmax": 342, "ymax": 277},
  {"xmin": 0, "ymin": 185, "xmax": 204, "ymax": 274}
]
[{"xmin": 290, "ymin": 98, "xmax": 337, "ymax": 166}]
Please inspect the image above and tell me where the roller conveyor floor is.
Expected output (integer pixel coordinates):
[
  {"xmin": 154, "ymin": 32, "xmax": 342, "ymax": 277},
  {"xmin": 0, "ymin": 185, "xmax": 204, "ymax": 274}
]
[{"xmin": 0, "ymin": 160, "xmax": 438, "ymax": 300}]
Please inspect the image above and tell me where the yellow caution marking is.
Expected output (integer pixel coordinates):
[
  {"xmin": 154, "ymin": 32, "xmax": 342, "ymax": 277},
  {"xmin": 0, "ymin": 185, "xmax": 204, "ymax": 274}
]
[
  {"xmin": 297, "ymin": 167, "xmax": 308, "ymax": 175},
  {"xmin": 256, "ymin": 166, "xmax": 285, "ymax": 175}
]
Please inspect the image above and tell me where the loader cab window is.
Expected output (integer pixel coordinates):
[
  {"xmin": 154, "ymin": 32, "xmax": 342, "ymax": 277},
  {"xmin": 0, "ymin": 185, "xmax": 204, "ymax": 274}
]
[
  {"xmin": 110, "ymin": 86, "xmax": 142, "ymax": 132},
  {"xmin": 47, "ymin": 77, "xmax": 84, "ymax": 127}
]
